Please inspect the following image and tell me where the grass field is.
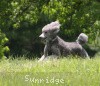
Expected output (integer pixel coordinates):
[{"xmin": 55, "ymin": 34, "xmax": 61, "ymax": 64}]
[{"xmin": 0, "ymin": 56, "xmax": 100, "ymax": 86}]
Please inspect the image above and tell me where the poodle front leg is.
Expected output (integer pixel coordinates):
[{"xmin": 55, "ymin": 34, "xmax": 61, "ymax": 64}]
[
  {"xmin": 38, "ymin": 45, "xmax": 48, "ymax": 62},
  {"xmin": 38, "ymin": 55, "xmax": 45, "ymax": 62}
]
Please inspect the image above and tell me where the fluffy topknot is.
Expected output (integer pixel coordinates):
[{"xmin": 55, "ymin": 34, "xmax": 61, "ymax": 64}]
[{"xmin": 42, "ymin": 21, "xmax": 61, "ymax": 32}]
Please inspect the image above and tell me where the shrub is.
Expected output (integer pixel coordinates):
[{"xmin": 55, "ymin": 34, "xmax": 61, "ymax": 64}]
[{"xmin": 0, "ymin": 30, "xmax": 9, "ymax": 59}]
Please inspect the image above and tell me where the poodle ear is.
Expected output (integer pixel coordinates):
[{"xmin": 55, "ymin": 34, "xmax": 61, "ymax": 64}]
[{"xmin": 53, "ymin": 29, "xmax": 60, "ymax": 34}]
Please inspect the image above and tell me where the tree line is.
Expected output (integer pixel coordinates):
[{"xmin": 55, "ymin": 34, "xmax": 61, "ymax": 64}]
[{"xmin": 0, "ymin": 0, "xmax": 100, "ymax": 58}]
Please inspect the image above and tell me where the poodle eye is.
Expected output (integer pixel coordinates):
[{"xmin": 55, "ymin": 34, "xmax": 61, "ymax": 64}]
[{"xmin": 44, "ymin": 31, "xmax": 47, "ymax": 34}]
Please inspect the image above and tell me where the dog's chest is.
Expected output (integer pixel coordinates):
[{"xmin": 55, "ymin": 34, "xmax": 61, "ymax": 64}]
[
  {"xmin": 46, "ymin": 41, "xmax": 60, "ymax": 55},
  {"xmin": 47, "ymin": 42, "xmax": 58, "ymax": 51}
]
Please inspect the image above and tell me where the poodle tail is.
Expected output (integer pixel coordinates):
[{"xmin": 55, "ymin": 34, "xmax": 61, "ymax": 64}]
[{"xmin": 76, "ymin": 33, "xmax": 88, "ymax": 45}]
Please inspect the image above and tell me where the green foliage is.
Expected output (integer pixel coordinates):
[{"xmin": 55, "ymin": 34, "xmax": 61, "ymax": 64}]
[
  {"xmin": 0, "ymin": 0, "xmax": 100, "ymax": 57},
  {"xmin": 0, "ymin": 30, "xmax": 9, "ymax": 59}
]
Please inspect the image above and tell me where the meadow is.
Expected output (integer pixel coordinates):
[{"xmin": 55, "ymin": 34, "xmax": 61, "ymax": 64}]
[{"xmin": 0, "ymin": 56, "xmax": 100, "ymax": 86}]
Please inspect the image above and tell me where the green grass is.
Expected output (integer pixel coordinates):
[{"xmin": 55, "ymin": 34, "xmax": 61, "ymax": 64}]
[{"xmin": 0, "ymin": 57, "xmax": 100, "ymax": 86}]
